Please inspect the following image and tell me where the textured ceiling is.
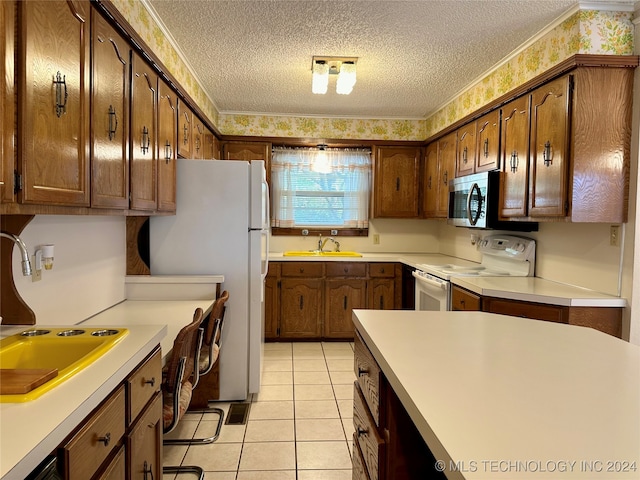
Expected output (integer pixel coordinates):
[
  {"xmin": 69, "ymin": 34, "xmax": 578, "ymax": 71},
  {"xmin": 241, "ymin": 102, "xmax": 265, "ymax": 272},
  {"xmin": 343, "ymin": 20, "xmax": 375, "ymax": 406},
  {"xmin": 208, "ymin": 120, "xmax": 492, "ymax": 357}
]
[{"xmin": 147, "ymin": 0, "xmax": 584, "ymax": 118}]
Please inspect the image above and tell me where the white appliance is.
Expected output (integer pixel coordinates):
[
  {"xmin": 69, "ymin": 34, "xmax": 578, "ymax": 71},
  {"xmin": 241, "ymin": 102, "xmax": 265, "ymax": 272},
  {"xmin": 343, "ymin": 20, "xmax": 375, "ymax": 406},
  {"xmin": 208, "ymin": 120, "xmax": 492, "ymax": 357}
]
[
  {"xmin": 149, "ymin": 159, "xmax": 269, "ymax": 401},
  {"xmin": 413, "ymin": 235, "xmax": 536, "ymax": 311}
]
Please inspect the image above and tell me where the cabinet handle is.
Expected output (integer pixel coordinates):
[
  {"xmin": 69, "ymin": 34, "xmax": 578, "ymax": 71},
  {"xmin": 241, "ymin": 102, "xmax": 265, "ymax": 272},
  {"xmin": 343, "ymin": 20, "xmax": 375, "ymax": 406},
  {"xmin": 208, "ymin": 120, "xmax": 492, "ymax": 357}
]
[
  {"xmin": 510, "ymin": 151, "xmax": 518, "ymax": 173},
  {"xmin": 483, "ymin": 138, "xmax": 489, "ymax": 158},
  {"xmin": 379, "ymin": 296, "xmax": 384, "ymax": 309},
  {"xmin": 144, "ymin": 377, "xmax": 156, "ymax": 387},
  {"xmin": 543, "ymin": 141, "xmax": 552, "ymax": 166},
  {"xmin": 380, "ymin": 268, "xmax": 385, "ymax": 274},
  {"xmin": 195, "ymin": 137, "xmax": 200, "ymax": 152},
  {"xmin": 299, "ymin": 295, "xmax": 304, "ymax": 310},
  {"xmin": 141, "ymin": 126, "xmax": 150, "ymax": 154},
  {"xmin": 462, "ymin": 146, "xmax": 468, "ymax": 164},
  {"xmin": 428, "ymin": 175, "xmax": 432, "ymax": 189},
  {"xmin": 97, "ymin": 432, "xmax": 111, "ymax": 447},
  {"xmin": 343, "ymin": 296, "xmax": 347, "ymax": 310},
  {"xmin": 396, "ymin": 177, "xmax": 400, "ymax": 191},
  {"xmin": 356, "ymin": 426, "xmax": 368, "ymax": 437},
  {"xmin": 108, "ymin": 105, "xmax": 118, "ymax": 140},
  {"xmin": 164, "ymin": 141, "xmax": 172, "ymax": 163},
  {"xmin": 460, "ymin": 300, "xmax": 465, "ymax": 308},
  {"xmin": 443, "ymin": 171, "xmax": 448, "ymax": 185},
  {"xmin": 143, "ymin": 460, "xmax": 154, "ymax": 480},
  {"xmin": 357, "ymin": 366, "xmax": 368, "ymax": 377},
  {"xmin": 183, "ymin": 124, "xmax": 189, "ymax": 145},
  {"xmin": 299, "ymin": 267, "xmax": 304, "ymax": 273},
  {"xmin": 53, "ymin": 71, "xmax": 68, "ymax": 118}
]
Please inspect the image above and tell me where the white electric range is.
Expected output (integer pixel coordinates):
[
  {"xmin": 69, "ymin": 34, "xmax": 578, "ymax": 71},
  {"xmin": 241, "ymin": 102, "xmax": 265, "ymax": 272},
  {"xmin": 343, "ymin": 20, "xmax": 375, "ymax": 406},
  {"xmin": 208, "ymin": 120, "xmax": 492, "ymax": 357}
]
[{"xmin": 412, "ymin": 235, "xmax": 536, "ymax": 311}]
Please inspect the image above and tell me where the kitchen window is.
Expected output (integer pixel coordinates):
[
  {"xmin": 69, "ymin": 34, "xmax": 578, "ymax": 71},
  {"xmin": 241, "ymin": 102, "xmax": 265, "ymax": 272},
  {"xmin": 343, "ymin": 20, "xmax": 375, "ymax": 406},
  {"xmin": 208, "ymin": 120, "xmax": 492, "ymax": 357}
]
[{"xmin": 271, "ymin": 147, "xmax": 371, "ymax": 234}]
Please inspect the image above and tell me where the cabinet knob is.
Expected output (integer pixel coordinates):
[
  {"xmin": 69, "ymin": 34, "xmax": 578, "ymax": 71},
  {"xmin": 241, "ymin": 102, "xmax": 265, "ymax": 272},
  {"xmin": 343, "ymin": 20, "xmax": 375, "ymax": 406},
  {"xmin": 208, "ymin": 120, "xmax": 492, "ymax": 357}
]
[
  {"xmin": 357, "ymin": 367, "xmax": 368, "ymax": 377},
  {"xmin": 356, "ymin": 427, "xmax": 368, "ymax": 437},
  {"xmin": 97, "ymin": 432, "xmax": 111, "ymax": 447},
  {"xmin": 144, "ymin": 377, "xmax": 156, "ymax": 387}
]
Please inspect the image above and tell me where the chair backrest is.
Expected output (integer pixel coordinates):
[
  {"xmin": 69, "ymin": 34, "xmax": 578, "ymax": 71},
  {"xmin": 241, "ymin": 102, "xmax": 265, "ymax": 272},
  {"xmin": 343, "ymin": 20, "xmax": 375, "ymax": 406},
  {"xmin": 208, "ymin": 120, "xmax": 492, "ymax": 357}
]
[
  {"xmin": 204, "ymin": 290, "xmax": 229, "ymax": 349},
  {"xmin": 164, "ymin": 308, "xmax": 204, "ymax": 394}
]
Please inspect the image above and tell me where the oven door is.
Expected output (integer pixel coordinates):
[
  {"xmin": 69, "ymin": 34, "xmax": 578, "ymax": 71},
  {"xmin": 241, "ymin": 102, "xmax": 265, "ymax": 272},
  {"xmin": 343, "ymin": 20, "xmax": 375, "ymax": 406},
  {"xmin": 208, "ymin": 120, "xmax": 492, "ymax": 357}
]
[{"xmin": 412, "ymin": 271, "xmax": 450, "ymax": 311}]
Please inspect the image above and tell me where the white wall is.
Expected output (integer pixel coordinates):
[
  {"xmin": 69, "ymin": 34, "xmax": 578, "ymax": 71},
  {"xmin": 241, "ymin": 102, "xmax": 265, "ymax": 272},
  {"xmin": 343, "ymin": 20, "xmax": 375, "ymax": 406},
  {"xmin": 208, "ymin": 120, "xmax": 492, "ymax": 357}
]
[
  {"xmin": 10, "ymin": 215, "xmax": 126, "ymax": 326},
  {"xmin": 269, "ymin": 218, "xmax": 441, "ymax": 254}
]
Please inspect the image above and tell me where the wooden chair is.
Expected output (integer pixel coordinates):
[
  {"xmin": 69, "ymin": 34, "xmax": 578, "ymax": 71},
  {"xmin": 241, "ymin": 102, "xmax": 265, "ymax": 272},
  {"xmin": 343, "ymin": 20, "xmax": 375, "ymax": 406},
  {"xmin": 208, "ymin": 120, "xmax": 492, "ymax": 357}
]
[
  {"xmin": 182, "ymin": 291, "xmax": 230, "ymax": 444},
  {"xmin": 161, "ymin": 308, "xmax": 205, "ymax": 480}
]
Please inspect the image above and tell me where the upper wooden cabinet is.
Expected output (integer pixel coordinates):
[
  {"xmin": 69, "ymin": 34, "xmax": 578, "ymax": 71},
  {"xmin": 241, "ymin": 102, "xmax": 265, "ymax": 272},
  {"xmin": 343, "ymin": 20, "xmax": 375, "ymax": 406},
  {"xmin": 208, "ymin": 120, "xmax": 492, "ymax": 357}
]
[
  {"xmin": 203, "ymin": 126, "xmax": 219, "ymax": 159},
  {"xmin": 18, "ymin": 0, "xmax": 91, "ymax": 206},
  {"xmin": 372, "ymin": 146, "xmax": 421, "ymax": 218},
  {"xmin": 422, "ymin": 141, "xmax": 438, "ymax": 217},
  {"xmin": 129, "ymin": 52, "xmax": 158, "ymax": 211},
  {"xmin": 436, "ymin": 132, "xmax": 456, "ymax": 218},
  {"xmin": 191, "ymin": 115, "xmax": 204, "ymax": 159},
  {"xmin": 91, "ymin": 10, "xmax": 130, "ymax": 209},
  {"xmin": 455, "ymin": 122, "xmax": 476, "ymax": 177},
  {"xmin": 177, "ymin": 99, "xmax": 192, "ymax": 158},
  {"xmin": 1, "ymin": 1, "xmax": 15, "ymax": 204},
  {"xmin": 475, "ymin": 109, "xmax": 501, "ymax": 173},
  {"xmin": 157, "ymin": 79, "xmax": 177, "ymax": 212}
]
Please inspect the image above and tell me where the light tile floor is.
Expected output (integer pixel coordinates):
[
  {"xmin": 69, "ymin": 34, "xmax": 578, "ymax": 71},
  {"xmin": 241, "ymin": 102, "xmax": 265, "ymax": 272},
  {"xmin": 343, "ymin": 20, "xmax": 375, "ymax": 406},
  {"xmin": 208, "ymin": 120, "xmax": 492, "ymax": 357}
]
[{"xmin": 163, "ymin": 341, "xmax": 356, "ymax": 479}]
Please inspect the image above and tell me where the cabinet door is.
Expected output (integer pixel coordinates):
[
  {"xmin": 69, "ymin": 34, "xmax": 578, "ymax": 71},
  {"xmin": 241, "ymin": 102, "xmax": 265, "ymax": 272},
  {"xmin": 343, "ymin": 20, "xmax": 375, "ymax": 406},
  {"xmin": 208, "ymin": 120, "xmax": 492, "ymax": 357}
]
[
  {"xmin": 222, "ymin": 141, "xmax": 270, "ymax": 161},
  {"xmin": 373, "ymin": 146, "xmax": 420, "ymax": 218},
  {"xmin": 476, "ymin": 109, "xmax": 500, "ymax": 172},
  {"xmin": 500, "ymin": 95, "xmax": 530, "ymax": 218},
  {"xmin": 368, "ymin": 278, "xmax": 394, "ymax": 310},
  {"xmin": 130, "ymin": 53, "xmax": 157, "ymax": 211},
  {"xmin": 96, "ymin": 445, "xmax": 125, "ymax": 480},
  {"xmin": 528, "ymin": 75, "xmax": 570, "ymax": 218},
  {"xmin": 203, "ymin": 126, "xmax": 217, "ymax": 159},
  {"xmin": 177, "ymin": 99, "xmax": 192, "ymax": 158},
  {"xmin": 127, "ymin": 393, "xmax": 162, "ymax": 480},
  {"xmin": 91, "ymin": 10, "xmax": 129, "ymax": 209},
  {"xmin": 157, "ymin": 79, "xmax": 177, "ymax": 212},
  {"xmin": 1, "ymin": 1, "xmax": 15, "ymax": 204},
  {"xmin": 455, "ymin": 122, "xmax": 476, "ymax": 177},
  {"xmin": 192, "ymin": 116, "xmax": 204, "ymax": 160},
  {"xmin": 280, "ymin": 278, "xmax": 323, "ymax": 338},
  {"xmin": 324, "ymin": 279, "xmax": 366, "ymax": 339},
  {"xmin": 19, "ymin": 0, "xmax": 90, "ymax": 206},
  {"xmin": 264, "ymin": 272, "xmax": 279, "ymax": 340},
  {"xmin": 436, "ymin": 132, "xmax": 456, "ymax": 218},
  {"xmin": 422, "ymin": 142, "xmax": 438, "ymax": 217},
  {"xmin": 451, "ymin": 285, "xmax": 481, "ymax": 311}
]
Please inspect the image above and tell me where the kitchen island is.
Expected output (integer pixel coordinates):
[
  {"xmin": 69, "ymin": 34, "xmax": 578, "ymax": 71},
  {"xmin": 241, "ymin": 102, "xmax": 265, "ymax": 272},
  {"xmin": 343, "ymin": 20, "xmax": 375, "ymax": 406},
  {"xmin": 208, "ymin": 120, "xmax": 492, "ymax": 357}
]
[{"xmin": 352, "ymin": 309, "xmax": 640, "ymax": 480}]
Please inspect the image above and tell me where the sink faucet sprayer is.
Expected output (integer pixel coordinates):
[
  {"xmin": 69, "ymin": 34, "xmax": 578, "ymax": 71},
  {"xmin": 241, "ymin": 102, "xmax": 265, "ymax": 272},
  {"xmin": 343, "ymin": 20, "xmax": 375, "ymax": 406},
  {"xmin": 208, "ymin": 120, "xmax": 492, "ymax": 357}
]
[{"xmin": 0, "ymin": 232, "xmax": 32, "ymax": 276}]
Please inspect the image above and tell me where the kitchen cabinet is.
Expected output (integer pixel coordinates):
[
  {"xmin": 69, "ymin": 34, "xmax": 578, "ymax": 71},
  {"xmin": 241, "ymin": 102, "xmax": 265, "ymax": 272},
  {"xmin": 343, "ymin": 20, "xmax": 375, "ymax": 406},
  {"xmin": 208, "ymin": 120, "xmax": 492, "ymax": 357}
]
[
  {"xmin": 450, "ymin": 284, "xmax": 481, "ymax": 311},
  {"xmin": 1, "ymin": 1, "xmax": 15, "ymax": 204},
  {"xmin": 264, "ymin": 263, "xmax": 280, "ymax": 340},
  {"xmin": 177, "ymin": 99, "xmax": 193, "ymax": 158},
  {"xmin": 372, "ymin": 146, "xmax": 420, "ymax": 218},
  {"xmin": 353, "ymin": 330, "xmax": 444, "ymax": 480},
  {"xmin": 91, "ymin": 10, "xmax": 130, "ymax": 209},
  {"xmin": 423, "ymin": 132, "xmax": 455, "ymax": 218},
  {"xmin": 455, "ymin": 122, "xmax": 475, "ymax": 177},
  {"xmin": 191, "ymin": 115, "xmax": 205, "ymax": 160},
  {"xmin": 203, "ymin": 126, "xmax": 219, "ymax": 159},
  {"xmin": 280, "ymin": 263, "xmax": 324, "ymax": 339},
  {"xmin": 222, "ymin": 141, "xmax": 270, "ymax": 162},
  {"xmin": 18, "ymin": 0, "xmax": 91, "ymax": 206},
  {"xmin": 156, "ymin": 79, "xmax": 177, "ymax": 212},
  {"xmin": 421, "ymin": 142, "xmax": 439, "ymax": 217},
  {"xmin": 324, "ymin": 262, "xmax": 367, "ymax": 339},
  {"xmin": 368, "ymin": 263, "xmax": 398, "ymax": 311},
  {"xmin": 475, "ymin": 109, "xmax": 501, "ymax": 173},
  {"xmin": 129, "ymin": 52, "xmax": 158, "ymax": 211}
]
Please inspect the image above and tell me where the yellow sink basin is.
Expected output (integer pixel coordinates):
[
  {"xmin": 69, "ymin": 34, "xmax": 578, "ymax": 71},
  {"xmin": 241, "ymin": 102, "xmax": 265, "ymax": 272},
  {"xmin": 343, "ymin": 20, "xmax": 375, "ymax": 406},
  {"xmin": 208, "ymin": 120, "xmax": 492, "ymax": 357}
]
[
  {"xmin": 283, "ymin": 251, "xmax": 362, "ymax": 257},
  {"xmin": 0, "ymin": 327, "xmax": 128, "ymax": 402}
]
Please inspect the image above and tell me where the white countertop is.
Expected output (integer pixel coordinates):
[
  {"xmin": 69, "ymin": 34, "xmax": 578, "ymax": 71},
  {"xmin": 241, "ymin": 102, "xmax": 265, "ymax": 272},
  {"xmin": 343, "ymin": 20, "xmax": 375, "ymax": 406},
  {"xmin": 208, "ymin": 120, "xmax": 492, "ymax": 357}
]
[
  {"xmin": 0, "ymin": 299, "xmax": 214, "ymax": 479},
  {"xmin": 353, "ymin": 309, "xmax": 640, "ymax": 480}
]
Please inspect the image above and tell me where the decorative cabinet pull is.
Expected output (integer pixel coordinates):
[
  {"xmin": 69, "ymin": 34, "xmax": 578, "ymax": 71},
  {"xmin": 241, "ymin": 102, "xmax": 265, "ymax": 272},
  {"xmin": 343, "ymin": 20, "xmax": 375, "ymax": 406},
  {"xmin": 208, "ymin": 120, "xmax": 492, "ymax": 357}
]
[
  {"xmin": 343, "ymin": 296, "xmax": 347, "ymax": 310},
  {"xmin": 53, "ymin": 71, "xmax": 68, "ymax": 118},
  {"xmin": 343, "ymin": 267, "xmax": 348, "ymax": 273},
  {"xmin": 357, "ymin": 366, "xmax": 368, "ymax": 377},
  {"xmin": 141, "ymin": 126, "xmax": 150, "ymax": 154},
  {"xmin": 543, "ymin": 141, "xmax": 552, "ymax": 166},
  {"xmin": 395, "ymin": 177, "xmax": 400, "ymax": 191},
  {"xmin": 299, "ymin": 267, "xmax": 304, "ymax": 273},
  {"xmin": 483, "ymin": 138, "xmax": 489, "ymax": 158},
  {"xmin": 356, "ymin": 426, "xmax": 368, "ymax": 437},
  {"xmin": 443, "ymin": 171, "xmax": 448, "ymax": 185},
  {"xmin": 97, "ymin": 432, "xmax": 111, "ymax": 447},
  {"xmin": 164, "ymin": 141, "xmax": 172, "ymax": 163},
  {"xmin": 108, "ymin": 105, "xmax": 118, "ymax": 140},
  {"xmin": 143, "ymin": 460, "xmax": 154, "ymax": 480},
  {"xmin": 299, "ymin": 295, "xmax": 304, "ymax": 310},
  {"xmin": 195, "ymin": 137, "xmax": 200, "ymax": 152},
  {"xmin": 183, "ymin": 124, "xmax": 189, "ymax": 145},
  {"xmin": 428, "ymin": 175, "xmax": 432, "ymax": 189},
  {"xmin": 462, "ymin": 146, "xmax": 468, "ymax": 164},
  {"xmin": 510, "ymin": 151, "xmax": 518, "ymax": 173},
  {"xmin": 380, "ymin": 268, "xmax": 385, "ymax": 273},
  {"xmin": 379, "ymin": 296, "xmax": 384, "ymax": 309},
  {"xmin": 144, "ymin": 377, "xmax": 156, "ymax": 387}
]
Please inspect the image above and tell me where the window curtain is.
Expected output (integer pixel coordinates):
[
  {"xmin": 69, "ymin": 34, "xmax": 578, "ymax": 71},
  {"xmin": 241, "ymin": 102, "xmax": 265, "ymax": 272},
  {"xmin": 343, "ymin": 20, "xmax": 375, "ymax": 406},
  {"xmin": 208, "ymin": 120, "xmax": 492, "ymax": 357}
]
[{"xmin": 271, "ymin": 147, "xmax": 371, "ymax": 228}]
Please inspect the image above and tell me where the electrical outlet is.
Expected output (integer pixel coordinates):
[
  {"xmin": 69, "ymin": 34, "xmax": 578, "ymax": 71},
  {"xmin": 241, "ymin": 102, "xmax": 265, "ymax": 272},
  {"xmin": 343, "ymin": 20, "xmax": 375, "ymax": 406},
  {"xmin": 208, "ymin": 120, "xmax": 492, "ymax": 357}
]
[
  {"xmin": 31, "ymin": 258, "xmax": 42, "ymax": 283},
  {"xmin": 610, "ymin": 225, "xmax": 620, "ymax": 246},
  {"xmin": 373, "ymin": 234, "xmax": 380, "ymax": 245}
]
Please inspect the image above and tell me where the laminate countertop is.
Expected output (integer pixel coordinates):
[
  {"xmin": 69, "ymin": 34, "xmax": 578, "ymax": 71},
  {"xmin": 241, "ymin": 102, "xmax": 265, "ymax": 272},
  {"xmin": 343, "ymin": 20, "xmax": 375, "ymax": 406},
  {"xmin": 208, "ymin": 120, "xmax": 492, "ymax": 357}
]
[{"xmin": 353, "ymin": 309, "xmax": 640, "ymax": 480}]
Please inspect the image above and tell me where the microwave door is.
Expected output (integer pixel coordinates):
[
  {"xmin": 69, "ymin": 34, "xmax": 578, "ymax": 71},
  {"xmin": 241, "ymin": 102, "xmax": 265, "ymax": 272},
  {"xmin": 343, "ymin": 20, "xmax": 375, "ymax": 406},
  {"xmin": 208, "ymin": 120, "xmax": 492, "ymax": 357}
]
[{"xmin": 467, "ymin": 182, "xmax": 483, "ymax": 226}]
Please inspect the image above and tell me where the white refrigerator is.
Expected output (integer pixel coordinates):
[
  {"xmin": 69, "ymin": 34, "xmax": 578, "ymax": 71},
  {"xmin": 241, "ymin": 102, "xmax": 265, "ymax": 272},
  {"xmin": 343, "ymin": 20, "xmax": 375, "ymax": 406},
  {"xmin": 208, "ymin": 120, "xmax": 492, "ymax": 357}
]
[{"xmin": 149, "ymin": 159, "xmax": 269, "ymax": 401}]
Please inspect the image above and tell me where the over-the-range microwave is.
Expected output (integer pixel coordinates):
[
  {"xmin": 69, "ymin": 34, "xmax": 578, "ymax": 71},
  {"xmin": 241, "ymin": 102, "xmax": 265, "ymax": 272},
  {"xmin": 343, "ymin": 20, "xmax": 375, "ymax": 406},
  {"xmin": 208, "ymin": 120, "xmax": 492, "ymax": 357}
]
[{"xmin": 448, "ymin": 171, "xmax": 538, "ymax": 231}]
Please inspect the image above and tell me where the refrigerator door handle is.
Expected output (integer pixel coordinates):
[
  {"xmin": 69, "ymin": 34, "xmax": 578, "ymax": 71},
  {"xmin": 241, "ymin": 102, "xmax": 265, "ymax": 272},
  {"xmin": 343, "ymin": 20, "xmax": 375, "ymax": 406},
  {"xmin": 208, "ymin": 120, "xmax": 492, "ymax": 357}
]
[{"xmin": 262, "ymin": 176, "xmax": 270, "ymax": 279}]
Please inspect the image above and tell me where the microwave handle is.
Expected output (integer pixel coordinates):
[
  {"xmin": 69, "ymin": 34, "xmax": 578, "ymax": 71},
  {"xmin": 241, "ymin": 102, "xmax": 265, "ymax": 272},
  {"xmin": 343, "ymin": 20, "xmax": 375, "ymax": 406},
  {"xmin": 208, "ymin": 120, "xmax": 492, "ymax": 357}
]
[{"xmin": 466, "ymin": 182, "xmax": 482, "ymax": 226}]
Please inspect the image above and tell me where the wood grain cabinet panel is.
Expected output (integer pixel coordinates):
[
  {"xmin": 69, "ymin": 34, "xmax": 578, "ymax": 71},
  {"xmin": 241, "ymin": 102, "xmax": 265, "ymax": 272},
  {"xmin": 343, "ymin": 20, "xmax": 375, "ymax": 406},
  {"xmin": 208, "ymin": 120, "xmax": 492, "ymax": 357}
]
[
  {"xmin": 91, "ymin": 10, "xmax": 130, "ymax": 209},
  {"xmin": 19, "ymin": 0, "xmax": 91, "ymax": 206},
  {"xmin": 436, "ymin": 132, "xmax": 456, "ymax": 218},
  {"xmin": 191, "ymin": 116, "xmax": 204, "ymax": 160},
  {"xmin": 177, "ymin": 99, "xmax": 192, "ymax": 158},
  {"xmin": 1, "ymin": 1, "xmax": 15, "ymax": 204},
  {"xmin": 280, "ymin": 278, "xmax": 323, "ymax": 338},
  {"xmin": 156, "ymin": 79, "xmax": 177, "ymax": 212},
  {"xmin": 96, "ymin": 445, "xmax": 126, "ymax": 480},
  {"xmin": 422, "ymin": 141, "xmax": 439, "ymax": 217},
  {"xmin": 126, "ymin": 348, "xmax": 161, "ymax": 426},
  {"xmin": 456, "ymin": 121, "xmax": 476, "ymax": 177},
  {"xmin": 353, "ymin": 383, "xmax": 385, "ymax": 480},
  {"xmin": 126, "ymin": 393, "xmax": 162, "ymax": 480},
  {"xmin": 373, "ymin": 146, "xmax": 420, "ymax": 218},
  {"xmin": 354, "ymin": 331, "xmax": 383, "ymax": 427},
  {"xmin": 475, "ymin": 109, "xmax": 501, "ymax": 173},
  {"xmin": 324, "ymin": 279, "xmax": 366, "ymax": 339},
  {"xmin": 451, "ymin": 285, "xmax": 481, "ymax": 311},
  {"xmin": 129, "ymin": 52, "xmax": 158, "ymax": 211},
  {"xmin": 264, "ymin": 265, "xmax": 280, "ymax": 340}
]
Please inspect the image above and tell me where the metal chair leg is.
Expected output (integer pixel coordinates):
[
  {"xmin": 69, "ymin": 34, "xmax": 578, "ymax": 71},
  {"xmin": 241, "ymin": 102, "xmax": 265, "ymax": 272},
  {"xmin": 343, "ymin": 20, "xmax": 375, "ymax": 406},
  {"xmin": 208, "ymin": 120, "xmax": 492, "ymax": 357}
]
[
  {"xmin": 163, "ymin": 406, "xmax": 224, "ymax": 445},
  {"xmin": 163, "ymin": 465, "xmax": 205, "ymax": 479}
]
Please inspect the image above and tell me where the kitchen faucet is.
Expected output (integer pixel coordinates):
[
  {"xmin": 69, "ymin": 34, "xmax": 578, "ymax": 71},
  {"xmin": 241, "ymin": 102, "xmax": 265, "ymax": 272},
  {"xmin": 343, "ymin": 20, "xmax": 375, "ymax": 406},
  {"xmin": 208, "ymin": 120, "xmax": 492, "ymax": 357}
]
[
  {"xmin": 318, "ymin": 234, "xmax": 340, "ymax": 252},
  {"xmin": 0, "ymin": 232, "xmax": 32, "ymax": 276}
]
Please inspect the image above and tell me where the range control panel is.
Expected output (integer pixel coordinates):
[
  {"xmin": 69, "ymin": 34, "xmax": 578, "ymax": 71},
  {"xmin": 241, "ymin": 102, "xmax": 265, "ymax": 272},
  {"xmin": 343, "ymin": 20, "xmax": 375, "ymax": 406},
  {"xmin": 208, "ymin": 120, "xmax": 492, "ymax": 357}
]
[{"xmin": 477, "ymin": 235, "xmax": 536, "ymax": 261}]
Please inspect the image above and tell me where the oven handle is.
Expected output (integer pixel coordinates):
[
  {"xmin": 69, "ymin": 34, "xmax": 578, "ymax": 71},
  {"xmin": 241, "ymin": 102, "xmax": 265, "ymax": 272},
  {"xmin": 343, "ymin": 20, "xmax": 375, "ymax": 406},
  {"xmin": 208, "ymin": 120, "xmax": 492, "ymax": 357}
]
[{"xmin": 412, "ymin": 271, "xmax": 446, "ymax": 289}]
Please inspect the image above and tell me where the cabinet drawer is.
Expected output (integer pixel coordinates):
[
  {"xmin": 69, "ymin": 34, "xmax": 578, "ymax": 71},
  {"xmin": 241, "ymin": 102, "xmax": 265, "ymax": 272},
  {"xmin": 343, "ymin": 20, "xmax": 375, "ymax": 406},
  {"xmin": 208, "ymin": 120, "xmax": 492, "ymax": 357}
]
[
  {"xmin": 354, "ymin": 331, "xmax": 383, "ymax": 427},
  {"xmin": 352, "ymin": 433, "xmax": 373, "ymax": 480},
  {"xmin": 484, "ymin": 297, "xmax": 568, "ymax": 323},
  {"xmin": 62, "ymin": 385, "xmax": 126, "ymax": 480},
  {"xmin": 451, "ymin": 286, "xmax": 481, "ymax": 311},
  {"xmin": 281, "ymin": 262, "xmax": 323, "ymax": 277},
  {"xmin": 354, "ymin": 383, "xmax": 385, "ymax": 480},
  {"xmin": 368, "ymin": 263, "xmax": 395, "ymax": 278},
  {"xmin": 326, "ymin": 262, "xmax": 366, "ymax": 277},
  {"xmin": 127, "ymin": 347, "xmax": 162, "ymax": 425}
]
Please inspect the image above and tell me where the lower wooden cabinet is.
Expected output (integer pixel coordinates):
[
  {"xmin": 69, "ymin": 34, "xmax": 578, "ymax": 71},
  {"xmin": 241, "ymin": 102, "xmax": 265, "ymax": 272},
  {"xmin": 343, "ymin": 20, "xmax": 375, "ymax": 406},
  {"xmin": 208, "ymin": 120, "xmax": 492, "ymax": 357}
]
[
  {"xmin": 451, "ymin": 285, "xmax": 482, "ymax": 311},
  {"xmin": 266, "ymin": 261, "xmax": 402, "ymax": 341},
  {"xmin": 127, "ymin": 393, "xmax": 162, "ymax": 480}
]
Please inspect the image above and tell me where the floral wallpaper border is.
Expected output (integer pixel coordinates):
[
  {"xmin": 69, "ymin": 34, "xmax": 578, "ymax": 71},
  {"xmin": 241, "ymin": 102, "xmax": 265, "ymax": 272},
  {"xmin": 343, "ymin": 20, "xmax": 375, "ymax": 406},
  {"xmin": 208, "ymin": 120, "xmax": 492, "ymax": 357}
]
[{"xmin": 111, "ymin": 2, "xmax": 633, "ymax": 141}]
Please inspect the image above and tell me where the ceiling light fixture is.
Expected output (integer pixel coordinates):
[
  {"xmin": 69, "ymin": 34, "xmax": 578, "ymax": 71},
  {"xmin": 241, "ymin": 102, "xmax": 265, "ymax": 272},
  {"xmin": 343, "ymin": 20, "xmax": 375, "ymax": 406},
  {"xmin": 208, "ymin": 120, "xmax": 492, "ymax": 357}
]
[{"xmin": 311, "ymin": 56, "xmax": 358, "ymax": 95}]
